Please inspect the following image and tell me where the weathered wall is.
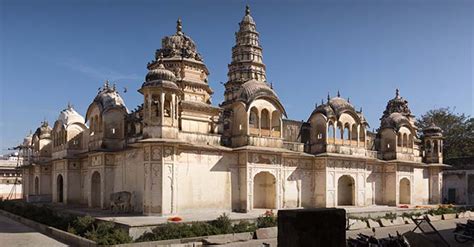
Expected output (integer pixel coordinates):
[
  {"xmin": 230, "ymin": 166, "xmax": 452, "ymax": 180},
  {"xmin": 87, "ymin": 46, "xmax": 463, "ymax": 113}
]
[{"xmin": 176, "ymin": 150, "xmax": 235, "ymax": 213}]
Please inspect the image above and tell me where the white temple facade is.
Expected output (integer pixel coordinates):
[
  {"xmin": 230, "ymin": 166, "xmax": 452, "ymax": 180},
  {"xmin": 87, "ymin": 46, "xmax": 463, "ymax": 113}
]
[{"xmin": 20, "ymin": 6, "xmax": 447, "ymax": 215}]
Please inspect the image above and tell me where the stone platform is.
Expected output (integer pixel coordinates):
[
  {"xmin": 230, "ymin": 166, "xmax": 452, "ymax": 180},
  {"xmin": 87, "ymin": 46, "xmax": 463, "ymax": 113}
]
[{"xmin": 44, "ymin": 204, "xmax": 464, "ymax": 239}]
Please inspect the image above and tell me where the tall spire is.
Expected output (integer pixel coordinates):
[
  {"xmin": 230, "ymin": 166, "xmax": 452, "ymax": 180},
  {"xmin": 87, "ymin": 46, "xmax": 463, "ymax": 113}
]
[{"xmin": 226, "ymin": 5, "xmax": 266, "ymax": 84}]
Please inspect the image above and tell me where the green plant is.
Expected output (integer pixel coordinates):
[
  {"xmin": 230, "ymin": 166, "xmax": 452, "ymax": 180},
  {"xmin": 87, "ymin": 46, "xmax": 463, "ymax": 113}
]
[
  {"xmin": 233, "ymin": 220, "xmax": 257, "ymax": 233},
  {"xmin": 256, "ymin": 212, "xmax": 277, "ymax": 228},
  {"xmin": 211, "ymin": 213, "xmax": 232, "ymax": 234},
  {"xmin": 85, "ymin": 221, "xmax": 132, "ymax": 245}
]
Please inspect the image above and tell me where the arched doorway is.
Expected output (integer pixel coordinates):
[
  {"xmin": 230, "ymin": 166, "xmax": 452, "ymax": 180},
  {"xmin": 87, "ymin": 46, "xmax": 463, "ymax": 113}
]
[
  {"xmin": 253, "ymin": 172, "xmax": 276, "ymax": 209},
  {"xmin": 399, "ymin": 178, "xmax": 411, "ymax": 204},
  {"xmin": 338, "ymin": 175, "xmax": 355, "ymax": 206},
  {"xmin": 91, "ymin": 172, "xmax": 101, "ymax": 208},
  {"xmin": 57, "ymin": 174, "xmax": 64, "ymax": 203},
  {"xmin": 34, "ymin": 176, "xmax": 39, "ymax": 195}
]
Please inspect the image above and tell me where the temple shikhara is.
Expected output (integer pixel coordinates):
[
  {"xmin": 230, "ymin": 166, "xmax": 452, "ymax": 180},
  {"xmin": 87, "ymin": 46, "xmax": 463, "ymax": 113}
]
[{"xmin": 19, "ymin": 6, "xmax": 447, "ymax": 215}]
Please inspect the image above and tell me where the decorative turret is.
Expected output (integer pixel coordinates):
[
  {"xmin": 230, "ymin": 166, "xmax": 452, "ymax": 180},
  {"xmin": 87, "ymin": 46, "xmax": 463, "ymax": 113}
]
[
  {"xmin": 378, "ymin": 89, "xmax": 420, "ymax": 161},
  {"xmin": 422, "ymin": 122, "xmax": 443, "ymax": 164},
  {"xmin": 140, "ymin": 56, "xmax": 181, "ymax": 139},
  {"xmin": 149, "ymin": 19, "xmax": 213, "ymax": 105}
]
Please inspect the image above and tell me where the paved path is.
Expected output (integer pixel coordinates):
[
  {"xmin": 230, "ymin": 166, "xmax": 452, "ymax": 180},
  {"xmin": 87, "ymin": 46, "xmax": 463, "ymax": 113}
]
[{"xmin": 0, "ymin": 214, "xmax": 67, "ymax": 247}]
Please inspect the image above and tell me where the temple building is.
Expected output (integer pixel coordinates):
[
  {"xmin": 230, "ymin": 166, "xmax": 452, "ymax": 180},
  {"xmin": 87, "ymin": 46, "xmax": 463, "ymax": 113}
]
[{"xmin": 20, "ymin": 6, "xmax": 448, "ymax": 215}]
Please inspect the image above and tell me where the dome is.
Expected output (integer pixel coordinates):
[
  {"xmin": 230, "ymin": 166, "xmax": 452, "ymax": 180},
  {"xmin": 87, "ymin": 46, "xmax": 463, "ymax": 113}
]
[
  {"xmin": 87, "ymin": 81, "xmax": 127, "ymax": 121},
  {"xmin": 34, "ymin": 121, "xmax": 52, "ymax": 139},
  {"xmin": 380, "ymin": 112, "xmax": 411, "ymax": 130},
  {"xmin": 423, "ymin": 122, "xmax": 443, "ymax": 137},
  {"xmin": 236, "ymin": 79, "xmax": 286, "ymax": 116},
  {"xmin": 142, "ymin": 58, "xmax": 179, "ymax": 90},
  {"xmin": 57, "ymin": 104, "xmax": 85, "ymax": 127},
  {"xmin": 312, "ymin": 104, "xmax": 336, "ymax": 119},
  {"xmin": 381, "ymin": 89, "xmax": 412, "ymax": 119},
  {"xmin": 23, "ymin": 132, "xmax": 33, "ymax": 146},
  {"xmin": 155, "ymin": 19, "xmax": 203, "ymax": 61},
  {"xmin": 327, "ymin": 97, "xmax": 356, "ymax": 115},
  {"xmin": 239, "ymin": 79, "xmax": 278, "ymax": 102}
]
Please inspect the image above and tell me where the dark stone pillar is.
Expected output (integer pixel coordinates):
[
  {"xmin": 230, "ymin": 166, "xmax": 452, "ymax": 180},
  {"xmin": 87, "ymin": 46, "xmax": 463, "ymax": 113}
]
[{"xmin": 278, "ymin": 208, "xmax": 346, "ymax": 247}]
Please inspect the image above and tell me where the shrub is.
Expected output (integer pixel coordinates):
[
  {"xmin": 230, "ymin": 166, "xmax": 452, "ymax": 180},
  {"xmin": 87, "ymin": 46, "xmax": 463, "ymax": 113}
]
[
  {"xmin": 233, "ymin": 220, "xmax": 257, "ymax": 233},
  {"xmin": 0, "ymin": 200, "xmax": 131, "ymax": 244},
  {"xmin": 211, "ymin": 213, "xmax": 233, "ymax": 234},
  {"xmin": 256, "ymin": 211, "xmax": 277, "ymax": 228},
  {"xmin": 85, "ymin": 221, "xmax": 132, "ymax": 245}
]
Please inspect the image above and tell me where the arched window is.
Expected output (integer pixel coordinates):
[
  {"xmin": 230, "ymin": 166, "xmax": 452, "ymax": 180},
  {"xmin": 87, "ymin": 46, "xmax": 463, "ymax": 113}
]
[
  {"xmin": 408, "ymin": 134, "xmax": 413, "ymax": 148},
  {"xmin": 351, "ymin": 124, "xmax": 358, "ymax": 141},
  {"xmin": 249, "ymin": 107, "xmax": 259, "ymax": 129},
  {"xmin": 338, "ymin": 123, "xmax": 344, "ymax": 139},
  {"xmin": 344, "ymin": 124, "xmax": 350, "ymax": 140},
  {"xmin": 403, "ymin": 133, "xmax": 408, "ymax": 148},
  {"xmin": 359, "ymin": 126, "xmax": 366, "ymax": 142},
  {"xmin": 397, "ymin": 132, "xmax": 402, "ymax": 147},
  {"xmin": 261, "ymin": 109, "xmax": 270, "ymax": 130},
  {"xmin": 164, "ymin": 94, "xmax": 172, "ymax": 117},
  {"xmin": 328, "ymin": 122, "xmax": 335, "ymax": 139},
  {"xmin": 271, "ymin": 111, "xmax": 281, "ymax": 131},
  {"xmin": 433, "ymin": 140, "xmax": 438, "ymax": 153}
]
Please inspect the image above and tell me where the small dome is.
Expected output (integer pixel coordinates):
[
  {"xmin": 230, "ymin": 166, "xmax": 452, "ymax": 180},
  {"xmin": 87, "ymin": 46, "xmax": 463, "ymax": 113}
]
[
  {"xmin": 34, "ymin": 121, "xmax": 52, "ymax": 139},
  {"xmin": 241, "ymin": 5, "xmax": 255, "ymax": 25},
  {"xmin": 92, "ymin": 81, "xmax": 127, "ymax": 113},
  {"xmin": 423, "ymin": 122, "xmax": 443, "ymax": 137},
  {"xmin": 155, "ymin": 19, "xmax": 203, "ymax": 61},
  {"xmin": 57, "ymin": 104, "xmax": 85, "ymax": 127},
  {"xmin": 239, "ymin": 79, "xmax": 278, "ymax": 102},
  {"xmin": 328, "ymin": 97, "xmax": 355, "ymax": 115},
  {"xmin": 23, "ymin": 132, "xmax": 33, "ymax": 146},
  {"xmin": 381, "ymin": 89, "xmax": 412, "ymax": 119},
  {"xmin": 143, "ymin": 58, "xmax": 179, "ymax": 90},
  {"xmin": 312, "ymin": 104, "xmax": 336, "ymax": 119},
  {"xmin": 380, "ymin": 112, "xmax": 411, "ymax": 130}
]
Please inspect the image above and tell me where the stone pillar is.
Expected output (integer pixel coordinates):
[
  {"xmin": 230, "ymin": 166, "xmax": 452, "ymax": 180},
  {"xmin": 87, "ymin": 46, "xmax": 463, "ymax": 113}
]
[{"xmin": 429, "ymin": 167, "xmax": 442, "ymax": 204}]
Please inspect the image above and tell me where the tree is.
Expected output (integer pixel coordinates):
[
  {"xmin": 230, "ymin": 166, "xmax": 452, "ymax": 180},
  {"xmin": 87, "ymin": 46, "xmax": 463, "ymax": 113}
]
[{"xmin": 417, "ymin": 107, "xmax": 474, "ymax": 161}]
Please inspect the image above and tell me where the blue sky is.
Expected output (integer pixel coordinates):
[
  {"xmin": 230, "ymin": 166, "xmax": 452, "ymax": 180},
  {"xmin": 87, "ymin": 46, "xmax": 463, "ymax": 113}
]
[{"xmin": 0, "ymin": 0, "xmax": 472, "ymax": 154}]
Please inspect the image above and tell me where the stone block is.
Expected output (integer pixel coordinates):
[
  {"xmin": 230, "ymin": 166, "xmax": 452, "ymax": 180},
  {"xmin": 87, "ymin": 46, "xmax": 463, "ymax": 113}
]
[
  {"xmin": 458, "ymin": 212, "xmax": 466, "ymax": 218},
  {"xmin": 379, "ymin": 218, "xmax": 393, "ymax": 227},
  {"xmin": 466, "ymin": 211, "xmax": 473, "ymax": 218},
  {"xmin": 427, "ymin": 215, "xmax": 442, "ymax": 222},
  {"xmin": 367, "ymin": 219, "xmax": 380, "ymax": 228},
  {"xmin": 348, "ymin": 219, "xmax": 368, "ymax": 230},
  {"xmin": 203, "ymin": 232, "xmax": 253, "ymax": 244},
  {"xmin": 442, "ymin": 213, "xmax": 456, "ymax": 220},
  {"xmin": 392, "ymin": 217, "xmax": 405, "ymax": 225},
  {"xmin": 278, "ymin": 208, "xmax": 346, "ymax": 247},
  {"xmin": 256, "ymin": 227, "xmax": 277, "ymax": 239}
]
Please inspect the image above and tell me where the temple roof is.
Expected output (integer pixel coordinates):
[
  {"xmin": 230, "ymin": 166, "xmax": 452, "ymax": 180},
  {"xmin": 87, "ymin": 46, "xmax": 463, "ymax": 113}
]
[
  {"xmin": 379, "ymin": 89, "xmax": 415, "ymax": 131},
  {"xmin": 57, "ymin": 104, "xmax": 85, "ymax": 127},
  {"xmin": 154, "ymin": 19, "xmax": 203, "ymax": 62}
]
